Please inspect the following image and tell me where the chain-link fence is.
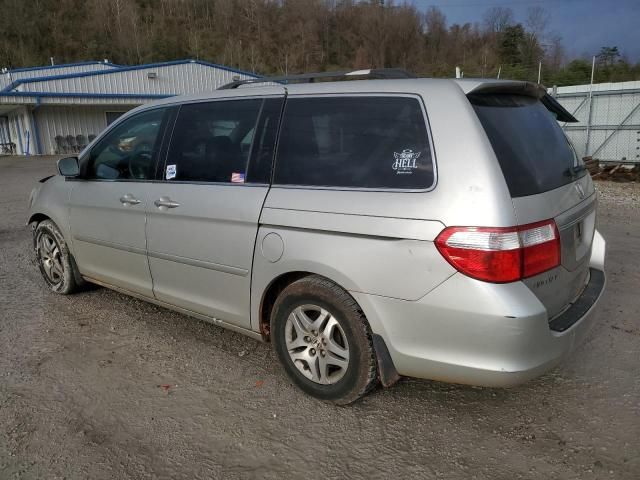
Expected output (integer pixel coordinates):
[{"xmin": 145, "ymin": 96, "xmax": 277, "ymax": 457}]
[
  {"xmin": 459, "ymin": 62, "xmax": 640, "ymax": 164},
  {"xmin": 551, "ymin": 79, "xmax": 640, "ymax": 164}
]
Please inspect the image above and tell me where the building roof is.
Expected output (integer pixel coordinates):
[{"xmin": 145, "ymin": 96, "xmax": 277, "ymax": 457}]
[
  {"xmin": 0, "ymin": 61, "xmax": 120, "ymax": 90},
  {"xmin": 2, "ymin": 60, "xmax": 120, "ymax": 74},
  {"xmin": 0, "ymin": 59, "xmax": 260, "ymax": 105}
]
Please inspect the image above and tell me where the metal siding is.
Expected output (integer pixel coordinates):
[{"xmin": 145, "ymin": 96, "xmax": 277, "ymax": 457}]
[
  {"xmin": 36, "ymin": 105, "xmax": 137, "ymax": 154},
  {"xmin": 0, "ymin": 63, "xmax": 117, "ymax": 89},
  {"xmin": 0, "ymin": 116, "xmax": 9, "ymax": 144},
  {"xmin": 17, "ymin": 63, "xmax": 254, "ymax": 95}
]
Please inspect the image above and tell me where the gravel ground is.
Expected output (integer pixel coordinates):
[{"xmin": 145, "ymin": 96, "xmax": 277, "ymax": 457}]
[{"xmin": 1, "ymin": 156, "xmax": 639, "ymax": 480}]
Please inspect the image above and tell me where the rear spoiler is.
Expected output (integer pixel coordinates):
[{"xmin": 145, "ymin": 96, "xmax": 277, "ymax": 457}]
[
  {"xmin": 539, "ymin": 94, "xmax": 578, "ymax": 123},
  {"xmin": 465, "ymin": 81, "xmax": 579, "ymax": 123}
]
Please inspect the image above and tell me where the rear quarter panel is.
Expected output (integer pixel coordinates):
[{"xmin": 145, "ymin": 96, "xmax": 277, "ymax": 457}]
[
  {"xmin": 250, "ymin": 222, "xmax": 456, "ymax": 333},
  {"xmin": 251, "ymin": 80, "xmax": 519, "ymax": 332}
]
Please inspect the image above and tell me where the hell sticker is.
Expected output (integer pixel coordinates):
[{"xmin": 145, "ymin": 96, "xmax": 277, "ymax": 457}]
[{"xmin": 392, "ymin": 149, "xmax": 420, "ymax": 175}]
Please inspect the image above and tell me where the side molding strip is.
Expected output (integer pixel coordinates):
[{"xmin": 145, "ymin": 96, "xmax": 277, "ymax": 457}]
[
  {"xmin": 74, "ymin": 235, "xmax": 248, "ymax": 277},
  {"xmin": 74, "ymin": 235, "xmax": 146, "ymax": 256},
  {"xmin": 147, "ymin": 250, "xmax": 249, "ymax": 277}
]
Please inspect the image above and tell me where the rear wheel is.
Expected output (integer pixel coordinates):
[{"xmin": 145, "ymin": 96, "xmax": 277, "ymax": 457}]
[
  {"xmin": 34, "ymin": 220, "xmax": 83, "ymax": 294},
  {"xmin": 271, "ymin": 275, "xmax": 378, "ymax": 405}
]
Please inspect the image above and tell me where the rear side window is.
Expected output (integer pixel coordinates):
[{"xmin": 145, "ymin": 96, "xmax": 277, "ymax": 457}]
[
  {"xmin": 165, "ymin": 99, "xmax": 262, "ymax": 183},
  {"xmin": 470, "ymin": 94, "xmax": 581, "ymax": 197},
  {"xmin": 274, "ymin": 96, "xmax": 434, "ymax": 189}
]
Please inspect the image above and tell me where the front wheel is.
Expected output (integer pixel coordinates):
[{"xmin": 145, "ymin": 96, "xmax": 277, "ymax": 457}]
[
  {"xmin": 271, "ymin": 275, "xmax": 378, "ymax": 405},
  {"xmin": 34, "ymin": 220, "xmax": 83, "ymax": 294}
]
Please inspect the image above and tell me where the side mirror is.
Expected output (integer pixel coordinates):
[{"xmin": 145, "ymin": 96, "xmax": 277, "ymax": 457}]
[{"xmin": 57, "ymin": 156, "xmax": 80, "ymax": 177}]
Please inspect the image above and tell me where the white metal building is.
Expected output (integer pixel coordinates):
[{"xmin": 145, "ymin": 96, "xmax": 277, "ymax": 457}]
[
  {"xmin": 0, "ymin": 59, "xmax": 258, "ymax": 155},
  {"xmin": 551, "ymin": 80, "xmax": 640, "ymax": 163}
]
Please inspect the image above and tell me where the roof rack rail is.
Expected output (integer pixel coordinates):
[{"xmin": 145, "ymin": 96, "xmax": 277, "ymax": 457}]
[{"xmin": 218, "ymin": 68, "xmax": 416, "ymax": 89}]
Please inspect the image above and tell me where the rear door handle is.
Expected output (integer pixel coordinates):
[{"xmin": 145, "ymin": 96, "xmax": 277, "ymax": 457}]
[
  {"xmin": 154, "ymin": 197, "xmax": 180, "ymax": 209},
  {"xmin": 119, "ymin": 194, "xmax": 141, "ymax": 205}
]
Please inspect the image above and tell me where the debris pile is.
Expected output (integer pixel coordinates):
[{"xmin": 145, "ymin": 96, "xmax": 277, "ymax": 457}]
[{"xmin": 584, "ymin": 157, "xmax": 640, "ymax": 182}]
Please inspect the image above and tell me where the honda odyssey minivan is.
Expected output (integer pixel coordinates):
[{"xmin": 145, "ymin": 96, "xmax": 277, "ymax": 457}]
[{"xmin": 28, "ymin": 70, "xmax": 606, "ymax": 404}]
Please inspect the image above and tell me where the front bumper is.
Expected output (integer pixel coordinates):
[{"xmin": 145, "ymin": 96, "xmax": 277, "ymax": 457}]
[{"xmin": 352, "ymin": 233, "xmax": 606, "ymax": 387}]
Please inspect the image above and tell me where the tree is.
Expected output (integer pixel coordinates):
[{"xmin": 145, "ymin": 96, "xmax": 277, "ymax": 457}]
[
  {"xmin": 0, "ymin": 0, "xmax": 638, "ymax": 85},
  {"xmin": 499, "ymin": 24, "xmax": 525, "ymax": 66},
  {"xmin": 483, "ymin": 6, "xmax": 513, "ymax": 34},
  {"xmin": 597, "ymin": 46, "xmax": 621, "ymax": 68}
]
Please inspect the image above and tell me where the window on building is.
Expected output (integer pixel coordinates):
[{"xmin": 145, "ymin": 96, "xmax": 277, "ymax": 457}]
[
  {"xmin": 85, "ymin": 108, "xmax": 167, "ymax": 180},
  {"xmin": 164, "ymin": 99, "xmax": 262, "ymax": 183},
  {"xmin": 274, "ymin": 96, "xmax": 434, "ymax": 189},
  {"xmin": 105, "ymin": 111, "xmax": 126, "ymax": 126}
]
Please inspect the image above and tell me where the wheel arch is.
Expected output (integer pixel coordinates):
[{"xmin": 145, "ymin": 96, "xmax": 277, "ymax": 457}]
[
  {"xmin": 258, "ymin": 271, "xmax": 313, "ymax": 341},
  {"xmin": 257, "ymin": 267, "xmax": 361, "ymax": 340},
  {"xmin": 28, "ymin": 213, "xmax": 52, "ymax": 248},
  {"xmin": 28, "ymin": 212, "xmax": 50, "ymax": 226}
]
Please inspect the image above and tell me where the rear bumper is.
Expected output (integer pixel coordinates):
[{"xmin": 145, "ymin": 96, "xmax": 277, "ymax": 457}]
[{"xmin": 352, "ymin": 233, "xmax": 606, "ymax": 387}]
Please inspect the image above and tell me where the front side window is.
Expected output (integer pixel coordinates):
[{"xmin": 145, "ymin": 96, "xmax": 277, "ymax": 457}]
[
  {"xmin": 164, "ymin": 99, "xmax": 262, "ymax": 183},
  {"xmin": 274, "ymin": 96, "xmax": 434, "ymax": 189},
  {"xmin": 85, "ymin": 108, "xmax": 167, "ymax": 180}
]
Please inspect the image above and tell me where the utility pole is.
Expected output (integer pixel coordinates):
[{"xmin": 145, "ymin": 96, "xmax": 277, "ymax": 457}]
[{"xmin": 537, "ymin": 61, "xmax": 542, "ymax": 84}]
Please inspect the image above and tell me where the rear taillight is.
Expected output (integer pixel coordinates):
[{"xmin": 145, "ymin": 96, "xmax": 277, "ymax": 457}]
[{"xmin": 435, "ymin": 219, "xmax": 560, "ymax": 283}]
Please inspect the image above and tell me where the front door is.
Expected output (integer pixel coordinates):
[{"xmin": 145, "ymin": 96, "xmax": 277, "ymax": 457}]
[
  {"xmin": 145, "ymin": 96, "xmax": 283, "ymax": 328},
  {"xmin": 69, "ymin": 107, "xmax": 171, "ymax": 297}
]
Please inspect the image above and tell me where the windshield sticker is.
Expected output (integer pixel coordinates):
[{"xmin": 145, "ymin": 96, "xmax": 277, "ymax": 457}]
[
  {"xmin": 231, "ymin": 172, "xmax": 245, "ymax": 183},
  {"xmin": 392, "ymin": 149, "xmax": 421, "ymax": 175},
  {"xmin": 166, "ymin": 164, "xmax": 177, "ymax": 180}
]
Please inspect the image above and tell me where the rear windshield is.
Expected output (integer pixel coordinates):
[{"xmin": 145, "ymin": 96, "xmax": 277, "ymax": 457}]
[{"xmin": 470, "ymin": 94, "xmax": 581, "ymax": 197}]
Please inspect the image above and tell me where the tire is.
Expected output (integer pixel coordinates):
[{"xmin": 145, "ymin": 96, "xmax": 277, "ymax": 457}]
[
  {"xmin": 271, "ymin": 275, "xmax": 378, "ymax": 405},
  {"xmin": 33, "ymin": 219, "xmax": 84, "ymax": 294}
]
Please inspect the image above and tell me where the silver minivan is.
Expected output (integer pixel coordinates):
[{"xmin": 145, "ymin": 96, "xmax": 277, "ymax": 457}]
[{"xmin": 28, "ymin": 70, "xmax": 606, "ymax": 404}]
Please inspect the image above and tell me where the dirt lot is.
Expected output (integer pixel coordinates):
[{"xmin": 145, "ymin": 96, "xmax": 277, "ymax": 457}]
[{"xmin": 1, "ymin": 155, "xmax": 639, "ymax": 480}]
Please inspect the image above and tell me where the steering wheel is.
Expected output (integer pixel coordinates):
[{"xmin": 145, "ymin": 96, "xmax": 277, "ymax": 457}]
[{"xmin": 128, "ymin": 143, "xmax": 152, "ymax": 179}]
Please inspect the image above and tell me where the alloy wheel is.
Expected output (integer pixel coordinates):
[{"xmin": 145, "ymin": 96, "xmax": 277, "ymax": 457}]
[
  {"xmin": 38, "ymin": 232, "xmax": 64, "ymax": 285},
  {"xmin": 284, "ymin": 304, "xmax": 350, "ymax": 385}
]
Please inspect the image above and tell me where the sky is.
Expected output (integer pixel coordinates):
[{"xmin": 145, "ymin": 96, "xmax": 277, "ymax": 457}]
[{"xmin": 410, "ymin": 0, "xmax": 640, "ymax": 62}]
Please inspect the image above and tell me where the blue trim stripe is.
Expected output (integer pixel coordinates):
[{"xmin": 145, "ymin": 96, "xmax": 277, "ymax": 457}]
[
  {"xmin": 9, "ymin": 59, "xmax": 260, "ymax": 88},
  {"xmin": 6, "ymin": 60, "xmax": 120, "ymax": 74},
  {"xmin": 2, "ymin": 81, "xmax": 23, "ymax": 93},
  {"xmin": 0, "ymin": 91, "xmax": 174, "ymax": 99}
]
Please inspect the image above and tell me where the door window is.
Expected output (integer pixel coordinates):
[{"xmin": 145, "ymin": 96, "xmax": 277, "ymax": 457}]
[
  {"xmin": 164, "ymin": 99, "xmax": 263, "ymax": 183},
  {"xmin": 274, "ymin": 96, "xmax": 434, "ymax": 189},
  {"xmin": 85, "ymin": 108, "xmax": 168, "ymax": 180}
]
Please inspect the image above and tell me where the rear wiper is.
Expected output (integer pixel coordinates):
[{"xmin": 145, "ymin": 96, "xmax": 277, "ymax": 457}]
[{"xmin": 565, "ymin": 164, "xmax": 587, "ymax": 178}]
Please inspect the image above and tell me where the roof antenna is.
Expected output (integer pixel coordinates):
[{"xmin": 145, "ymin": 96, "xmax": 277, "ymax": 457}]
[
  {"xmin": 455, "ymin": 66, "xmax": 461, "ymax": 79},
  {"xmin": 50, "ymin": 57, "xmax": 55, "ymax": 66}
]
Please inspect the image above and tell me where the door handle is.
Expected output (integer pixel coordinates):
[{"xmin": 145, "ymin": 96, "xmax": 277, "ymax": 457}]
[
  {"xmin": 119, "ymin": 194, "xmax": 141, "ymax": 205},
  {"xmin": 154, "ymin": 197, "xmax": 180, "ymax": 209}
]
